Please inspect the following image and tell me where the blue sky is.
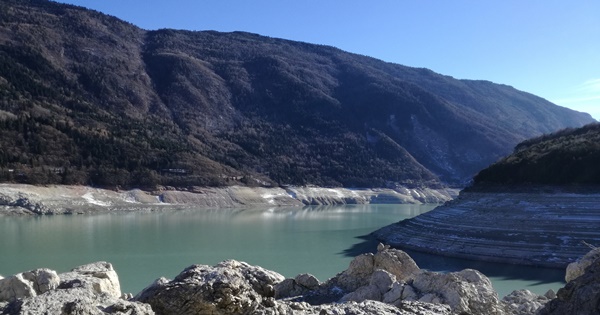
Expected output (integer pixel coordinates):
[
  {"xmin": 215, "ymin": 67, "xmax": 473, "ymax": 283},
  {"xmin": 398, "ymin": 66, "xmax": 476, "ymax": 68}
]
[{"xmin": 56, "ymin": 0, "xmax": 600, "ymax": 119}]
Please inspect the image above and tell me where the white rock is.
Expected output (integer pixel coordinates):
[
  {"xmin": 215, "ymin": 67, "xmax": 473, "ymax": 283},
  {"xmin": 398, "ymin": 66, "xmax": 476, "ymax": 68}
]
[
  {"xmin": 60, "ymin": 261, "xmax": 122, "ymax": 298},
  {"xmin": 339, "ymin": 284, "xmax": 382, "ymax": 303},
  {"xmin": 412, "ymin": 269, "xmax": 503, "ymax": 315},
  {"xmin": 0, "ymin": 268, "xmax": 59, "ymax": 302},
  {"xmin": 369, "ymin": 269, "xmax": 396, "ymax": 294},
  {"xmin": 565, "ymin": 247, "xmax": 600, "ymax": 282}
]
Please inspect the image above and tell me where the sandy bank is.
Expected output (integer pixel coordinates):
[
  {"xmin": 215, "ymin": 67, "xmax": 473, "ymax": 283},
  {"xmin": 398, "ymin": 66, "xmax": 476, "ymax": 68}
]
[{"xmin": 0, "ymin": 183, "xmax": 458, "ymax": 215}]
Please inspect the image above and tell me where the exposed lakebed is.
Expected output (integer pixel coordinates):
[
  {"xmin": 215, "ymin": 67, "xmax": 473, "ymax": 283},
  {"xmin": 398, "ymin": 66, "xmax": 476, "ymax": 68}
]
[{"xmin": 0, "ymin": 204, "xmax": 563, "ymax": 297}]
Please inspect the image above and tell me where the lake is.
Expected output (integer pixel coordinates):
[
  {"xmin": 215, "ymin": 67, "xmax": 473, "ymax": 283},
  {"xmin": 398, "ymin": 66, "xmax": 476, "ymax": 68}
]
[{"xmin": 0, "ymin": 204, "xmax": 564, "ymax": 297}]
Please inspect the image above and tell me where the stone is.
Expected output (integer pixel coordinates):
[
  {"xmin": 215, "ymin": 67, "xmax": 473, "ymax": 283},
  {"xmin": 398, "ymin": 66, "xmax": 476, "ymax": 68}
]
[
  {"xmin": 412, "ymin": 269, "xmax": 504, "ymax": 315},
  {"xmin": 501, "ymin": 289, "xmax": 549, "ymax": 315},
  {"xmin": 60, "ymin": 261, "xmax": 122, "ymax": 298},
  {"xmin": 334, "ymin": 252, "xmax": 376, "ymax": 292},
  {"xmin": 538, "ymin": 256, "xmax": 600, "ymax": 315},
  {"xmin": 22, "ymin": 268, "xmax": 60, "ymax": 294},
  {"xmin": 0, "ymin": 262, "xmax": 153, "ymax": 315},
  {"xmin": 373, "ymin": 245, "xmax": 421, "ymax": 283},
  {"xmin": 543, "ymin": 289, "xmax": 556, "ymax": 299},
  {"xmin": 0, "ymin": 268, "xmax": 59, "ymax": 302},
  {"xmin": 565, "ymin": 246, "xmax": 600, "ymax": 282},
  {"xmin": 339, "ymin": 284, "xmax": 382, "ymax": 303},
  {"xmin": 274, "ymin": 273, "xmax": 321, "ymax": 299},
  {"xmin": 369, "ymin": 269, "xmax": 396, "ymax": 294},
  {"xmin": 134, "ymin": 259, "xmax": 285, "ymax": 315},
  {"xmin": 295, "ymin": 273, "xmax": 320, "ymax": 289},
  {"xmin": 383, "ymin": 281, "xmax": 406, "ymax": 304},
  {"xmin": 332, "ymin": 245, "xmax": 420, "ymax": 293}
]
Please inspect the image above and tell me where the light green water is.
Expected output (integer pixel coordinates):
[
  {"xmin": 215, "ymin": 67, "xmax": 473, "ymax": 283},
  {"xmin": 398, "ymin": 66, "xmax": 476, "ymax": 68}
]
[{"xmin": 0, "ymin": 204, "xmax": 564, "ymax": 297}]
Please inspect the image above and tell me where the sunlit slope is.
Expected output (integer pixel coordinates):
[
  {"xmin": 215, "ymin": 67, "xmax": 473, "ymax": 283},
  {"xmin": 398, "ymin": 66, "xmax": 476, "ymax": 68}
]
[{"xmin": 0, "ymin": 0, "xmax": 594, "ymax": 188}]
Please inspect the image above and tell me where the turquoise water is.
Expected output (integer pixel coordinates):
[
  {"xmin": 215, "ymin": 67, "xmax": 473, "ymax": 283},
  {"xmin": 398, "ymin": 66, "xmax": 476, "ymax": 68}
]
[{"xmin": 0, "ymin": 204, "xmax": 564, "ymax": 297}]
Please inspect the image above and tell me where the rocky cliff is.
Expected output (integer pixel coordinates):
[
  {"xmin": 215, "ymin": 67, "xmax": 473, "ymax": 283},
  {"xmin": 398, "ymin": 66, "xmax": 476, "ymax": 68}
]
[{"xmin": 8, "ymin": 244, "xmax": 599, "ymax": 315}]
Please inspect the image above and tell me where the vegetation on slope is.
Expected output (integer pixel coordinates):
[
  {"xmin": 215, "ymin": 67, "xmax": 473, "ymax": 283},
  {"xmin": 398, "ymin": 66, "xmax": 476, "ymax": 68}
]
[
  {"xmin": 474, "ymin": 123, "xmax": 600, "ymax": 185},
  {"xmin": 0, "ymin": 0, "xmax": 594, "ymax": 189}
]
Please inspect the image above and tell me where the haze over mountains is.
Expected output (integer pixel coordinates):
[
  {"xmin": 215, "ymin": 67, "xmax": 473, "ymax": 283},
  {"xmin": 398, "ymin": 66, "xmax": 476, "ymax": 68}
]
[{"xmin": 0, "ymin": 0, "xmax": 594, "ymax": 188}]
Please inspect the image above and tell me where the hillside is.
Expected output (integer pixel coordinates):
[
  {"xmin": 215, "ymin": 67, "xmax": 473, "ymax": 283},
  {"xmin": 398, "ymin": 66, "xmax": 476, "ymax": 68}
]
[
  {"xmin": 0, "ymin": 0, "xmax": 594, "ymax": 189},
  {"xmin": 474, "ymin": 123, "xmax": 600, "ymax": 186},
  {"xmin": 375, "ymin": 123, "xmax": 600, "ymax": 268}
]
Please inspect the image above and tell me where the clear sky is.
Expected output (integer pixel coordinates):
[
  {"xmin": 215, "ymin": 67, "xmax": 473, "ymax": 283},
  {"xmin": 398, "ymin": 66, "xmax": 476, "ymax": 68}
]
[{"xmin": 55, "ymin": 0, "xmax": 600, "ymax": 120}]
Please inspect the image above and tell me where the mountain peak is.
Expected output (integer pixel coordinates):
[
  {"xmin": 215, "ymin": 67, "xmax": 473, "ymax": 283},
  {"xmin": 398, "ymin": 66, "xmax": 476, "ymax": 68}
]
[{"xmin": 0, "ymin": 0, "xmax": 594, "ymax": 188}]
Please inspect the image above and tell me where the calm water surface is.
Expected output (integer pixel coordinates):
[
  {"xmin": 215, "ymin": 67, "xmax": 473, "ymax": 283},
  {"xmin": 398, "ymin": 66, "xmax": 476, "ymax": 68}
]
[{"xmin": 0, "ymin": 204, "xmax": 564, "ymax": 297}]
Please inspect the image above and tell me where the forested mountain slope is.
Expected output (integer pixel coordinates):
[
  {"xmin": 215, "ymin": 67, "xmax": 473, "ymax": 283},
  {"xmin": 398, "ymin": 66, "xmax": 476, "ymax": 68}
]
[
  {"xmin": 474, "ymin": 123, "xmax": 600, "ymax": 186},
  {"xmin": 0, "ymin": 0, "xmax": 594, "ymax": 188}
]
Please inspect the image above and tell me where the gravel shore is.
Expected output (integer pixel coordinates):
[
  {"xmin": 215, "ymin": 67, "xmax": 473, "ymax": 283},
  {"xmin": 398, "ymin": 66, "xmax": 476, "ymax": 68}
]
[{"xmin": 0, "ymin": 183, "xmax": 458, "ymax": 215}]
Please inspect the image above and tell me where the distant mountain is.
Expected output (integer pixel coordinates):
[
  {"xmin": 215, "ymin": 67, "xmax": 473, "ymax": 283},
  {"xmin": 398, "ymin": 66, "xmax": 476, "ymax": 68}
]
[
  {"xmin": 474, "ymin": 123, "xmax": 600, "ymax": 186},
  {"xmin": 0, "ymin": 0, "xmax": 594, "ymax": 188}
]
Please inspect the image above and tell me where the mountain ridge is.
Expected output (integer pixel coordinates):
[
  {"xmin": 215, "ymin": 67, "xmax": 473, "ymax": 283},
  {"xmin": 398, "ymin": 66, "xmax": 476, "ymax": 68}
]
[{"xmin": 0, "ymin": 0, "xmax": 594, "ymax": 189}]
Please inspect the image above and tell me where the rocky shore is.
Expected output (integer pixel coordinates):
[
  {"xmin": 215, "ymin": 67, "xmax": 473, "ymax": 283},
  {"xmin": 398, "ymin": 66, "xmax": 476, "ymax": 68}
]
[
  {"xmin": 2, "ymin": 245, "xmax": 599, "ymax": 315},
  {"xmin": 0, "ymin": 183, "xmax": 457, "ymax": 215},
  {"xmin": 374, "ymin": 188, "xmax": 600, "ymax": 268}
]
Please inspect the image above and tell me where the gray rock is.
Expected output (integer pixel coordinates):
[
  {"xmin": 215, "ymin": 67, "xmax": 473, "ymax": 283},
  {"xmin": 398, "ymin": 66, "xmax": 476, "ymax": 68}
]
[
  {"xmin": 134, "ymin": 259, "xmax": 285, "ymax": 315},
  {"xmin": 274, "ymin": 273, "xmax": 321, "ymax": 299},
  {"xmin": 412, "ymin": 268, "xmax": 504, "ymax": 315},
  {"xmin": 60, "ymin": 261, "xmax": 122, "ymax": 298},
  {"xmin": 257, "ymin": 300, "xmax": 452, "ymax": 315},
  {"xmin": 538, "ymin": 254, "xmax": 600, "ymax": 315},
  {"xmin": 295, "ymin": 273, "xmax": 320, "ymax": 289},
  {"xmin": 543, "ymin": 289, "xmax": 556, "ymax": 299},
  {"xmin": 339, "ymin": 284, "xmax": 383, "ymax": 303},
  {"xmin": 333, "ymin": 245, "xmax": 420, "ymax": 293},
  {"xmin": 383, "ymin": 282, "xmax": 406, "ymax": 304},
  {"xmin": 0, "ymin": 262, "xmax": 153, "ymax": 315},
  {"xmin": 370, "ymin": 269, "xmax": 396, "ymax": 294},
  {"xmin": 501, "ymin": 289, "xmax": 549, "ymax": 315},
  {"xmin": 565, "ymin": 246, "xmax": 600, "ymax": 282},
  {"xmin": 0, "ymin": 268, "xmax": 59, "ymax": 302},
  {"xmin": 373, "ymin": 246, "xmax": 421, "ymax": 282}
]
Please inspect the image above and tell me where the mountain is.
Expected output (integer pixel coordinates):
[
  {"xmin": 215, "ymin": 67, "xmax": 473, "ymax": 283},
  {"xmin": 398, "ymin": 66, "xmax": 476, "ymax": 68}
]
[
  {"xmin": 474, "ymin": 123, "xmax": 600, "ymax": 186},
  {"xmin": 0, "ymin": 0, "xmax": 594, "ymax": 189}
]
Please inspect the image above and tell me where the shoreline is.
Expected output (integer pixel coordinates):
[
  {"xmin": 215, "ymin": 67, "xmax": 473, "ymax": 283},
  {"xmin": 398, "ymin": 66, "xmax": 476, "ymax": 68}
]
[
  {"xmin": 374, "ymin": 188, "xmax": 600, "ymax": 269},
  {"xmin": 0, "ymin": 183, "xmax": 458, "ymax": 215}
]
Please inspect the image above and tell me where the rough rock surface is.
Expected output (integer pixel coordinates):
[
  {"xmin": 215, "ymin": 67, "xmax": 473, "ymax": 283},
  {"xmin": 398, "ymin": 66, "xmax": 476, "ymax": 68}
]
[
  {"xmin": 135, "ymin": 254, "xmax": 453, "ymax": 315},
  {"xmin": 276, "ymin": 244, "xmax": 509, "ymax": 314},
  {"xmin": 374, "ymin": 189, "xmax": 600, "ymax": 268},
  {"xmin": 565, "ymin": 246, "xmax": 600, "ymax": 282},
  {"xmin": 135, "ymin": 260, "xmax": 286, "ymax": 315},
  {"xmin": 0, "ymin": 268, "xmax": 59, "ymax": 302},
  {"xmin": 412, "ymin": 269, "xmax": 503, "ymax": 315},
  {"xmin": 538, "ymin": 255, "xmax": 600, "ymax": 315},
  {"xmin": 6, "ymin": 246, "xmax": 593, "ymax": 315},
  {"xmin": 0, "ymin": 183, "xmax": 457, "ymax": 215},
  {"xmin": 501, "ymin": 289, "xmax": 551, "ymax": 315},
  {"xmin": 0, "ymin": 262, "xmax": 153, "ymax": 315}
]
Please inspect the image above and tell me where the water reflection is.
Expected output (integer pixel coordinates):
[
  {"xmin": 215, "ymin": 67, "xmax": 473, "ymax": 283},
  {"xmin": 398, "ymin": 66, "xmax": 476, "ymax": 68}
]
[{"xmin": 0, "ymin": 204, "xmax": 563, "ymax": 297}]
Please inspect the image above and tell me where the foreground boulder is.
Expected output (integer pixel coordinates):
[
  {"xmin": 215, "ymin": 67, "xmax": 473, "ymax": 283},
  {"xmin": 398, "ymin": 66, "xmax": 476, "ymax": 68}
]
[
  {"xmin": 538, "ymin": 253, "xmax": 600, "ymax": 315},
  {"xmin": 135, "ymin": 260, "xmax": 285, "ymax": 315},
  {"xmin": 0, "ymin": 262, "xmax": 153, "ymax": 315},
  {"xmin": 564, "ymin": 246, "xmax": 600, "ymax": 282},
  {"xmin": 135, "ymin": 257, "xmax": 452, "ymax": 315},
  {"xmin": 10, "ymin": 245, "xmax": 598, "ymax": 315},
  {"xmin": 0, "ymin": 268, "xmax": 59, "ymax": 302}
]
